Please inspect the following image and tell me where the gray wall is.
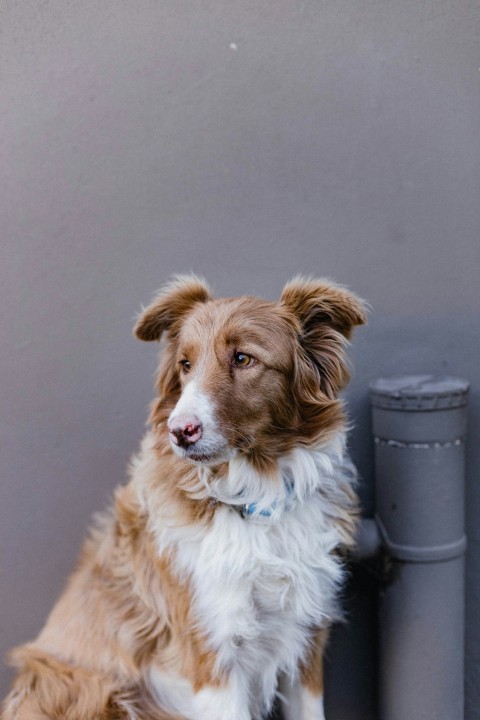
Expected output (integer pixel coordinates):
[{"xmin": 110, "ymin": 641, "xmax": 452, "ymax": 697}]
[{"xmin": 1, "ymin": 2, "xmax": 479, "ymax": 717}]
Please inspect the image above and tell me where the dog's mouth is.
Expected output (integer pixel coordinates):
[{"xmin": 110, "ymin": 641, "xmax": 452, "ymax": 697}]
[
  {"xmin": 170, "ymin": 439, "xmax": 233, "ymax": 466},
  {"xmin": 185, "ymin": 449, "xmax": 215, "ymax": 463}
]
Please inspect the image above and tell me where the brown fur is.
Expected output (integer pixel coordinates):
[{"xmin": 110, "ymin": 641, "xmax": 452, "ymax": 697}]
[
  {"xmin": 299, "ymin": 628, "xmax": 330, "ymax": 696},
  {"xmin": 3, "ymin": 275, "xmax": 366, "ymax": 719},
  {"xmin": 147, "ymin": 276, "xmax": 366, "ymax": 470},
  {"xmin": 4, "ymin": 468, "xmax": 222, "ymax": 720}
]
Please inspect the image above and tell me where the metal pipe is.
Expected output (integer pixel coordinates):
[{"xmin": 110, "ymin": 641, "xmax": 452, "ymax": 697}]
[
  {"xmin": 369, "ymin": 375, "xmax": 469, "ymax": 720},
  {"xmin": 352, "ymin": 517, "xmax": 382, "ymax": 561}
]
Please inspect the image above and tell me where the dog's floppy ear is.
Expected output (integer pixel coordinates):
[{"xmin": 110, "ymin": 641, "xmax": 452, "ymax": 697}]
[
  {"xmin": 134, "ymin": 275, "xmax": 212, "ymax": 341},
  {"xmin": 281, "ymin": 277, "xmax": 367, "ymax": 401},
  {"xmin": 280, "ymin": 276, "xmax": 367, "ymax": 340}
]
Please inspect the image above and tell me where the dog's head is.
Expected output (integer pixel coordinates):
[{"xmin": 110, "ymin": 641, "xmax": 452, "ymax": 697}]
[{"xmin": 134, "ymin": 275, "xmax": 366, "ymax": 469}]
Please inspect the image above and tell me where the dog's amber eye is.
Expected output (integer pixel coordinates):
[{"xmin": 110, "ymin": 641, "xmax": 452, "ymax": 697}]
[
  {"xmin": 234, "ymin": 352, "xmax": 254, "ymax": 368},
  {"xmin": 179, "ymin": 359, "xmax": 191, "ymax": 373}
]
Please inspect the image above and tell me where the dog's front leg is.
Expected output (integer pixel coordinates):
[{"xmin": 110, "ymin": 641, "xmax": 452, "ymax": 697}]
[
  {"xmin": 191, "ymin": 680, "xmax": 251, "ymax": 720},
  {"xmin": 279, "ymin": 681, "xmax": 325, "ymax": 720},
  {"xmin": 279, "ymin": 628, "xmax": 328, "ymax": 720}
]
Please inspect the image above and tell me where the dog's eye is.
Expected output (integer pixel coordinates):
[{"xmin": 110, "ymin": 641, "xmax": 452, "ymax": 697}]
[
  {"xmin": 179, "ymin": 359, "xmax": 191, "ymax": 373},
  {"xmin": 233, "ymin": 352, "xmax": 254, "ymax": 368}
]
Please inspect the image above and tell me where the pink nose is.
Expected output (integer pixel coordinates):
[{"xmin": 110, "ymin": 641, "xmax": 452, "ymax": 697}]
[{"xmin": 168, "ymin": 414, "xmax": 203, "ymax": 447}]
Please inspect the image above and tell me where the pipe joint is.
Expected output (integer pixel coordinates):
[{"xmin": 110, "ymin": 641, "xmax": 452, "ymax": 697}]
[{"xmin": 375, "ymin": 514, "xmax": 467, "ymax": 563}]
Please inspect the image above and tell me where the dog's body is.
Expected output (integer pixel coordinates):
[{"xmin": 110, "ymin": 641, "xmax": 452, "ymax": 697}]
[{"xmin": 3, "ymin": 276, "xmax": 366, "ymax": 720}]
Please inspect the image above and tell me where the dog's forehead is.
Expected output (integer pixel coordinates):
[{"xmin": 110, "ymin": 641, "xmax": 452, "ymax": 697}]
[{"xmin": 179, "ymin": 296, "xmax": 294, "ymax": 349}]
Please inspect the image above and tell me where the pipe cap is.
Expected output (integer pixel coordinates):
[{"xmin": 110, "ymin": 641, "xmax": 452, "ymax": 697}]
[{"xmin": 370, "ymin": 375, "xmax": 469, "ymax": 411}]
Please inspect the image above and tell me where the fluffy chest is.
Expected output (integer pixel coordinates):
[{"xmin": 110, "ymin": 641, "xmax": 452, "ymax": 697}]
[{"xmin": 165, "ymin": 498, "xmax": 344, "ymax": 673}]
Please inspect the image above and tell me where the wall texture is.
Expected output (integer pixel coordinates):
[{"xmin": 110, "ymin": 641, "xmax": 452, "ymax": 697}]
[{"xmin": 1, "ymin": 2, "xmax": 479, "ymax": 717}]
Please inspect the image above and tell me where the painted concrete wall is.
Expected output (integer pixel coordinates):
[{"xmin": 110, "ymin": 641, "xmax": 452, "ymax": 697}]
[{"xmin": 1, "ymin": 2, "xmax": 479, "ymax": 717}]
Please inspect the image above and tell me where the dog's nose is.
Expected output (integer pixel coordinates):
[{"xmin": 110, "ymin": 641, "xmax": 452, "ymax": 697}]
[{"xmin": 168, "ymin": 415, "xmax": 203, "ymax": 447}]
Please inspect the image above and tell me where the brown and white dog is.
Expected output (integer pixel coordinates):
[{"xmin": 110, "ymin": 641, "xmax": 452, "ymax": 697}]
[{"xmin": 3, "ymin": 276, "xmax": 366, "ymax": 720}]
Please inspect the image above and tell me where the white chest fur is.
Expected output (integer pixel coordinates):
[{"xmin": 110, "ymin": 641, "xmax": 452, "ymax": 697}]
[
  {"xmin": 177, "ymin": 497, "xmax": 341, "ymax": 660},
  {"xmin": 145, "ymin": 440, "xmax": 356, "ymax": 718}
]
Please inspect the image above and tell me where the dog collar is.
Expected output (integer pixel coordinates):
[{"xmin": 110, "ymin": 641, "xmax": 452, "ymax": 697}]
[
  {"xmin": 204, "ymin": 470, "xmax": 297, "ymax": 520},
  {"xmin": 240, "ymin": 502, "xmax": 275, "ymax": 519},
  {"xmin": 239, "ymin": 479, "xmax": 295, "ymax": 520}
]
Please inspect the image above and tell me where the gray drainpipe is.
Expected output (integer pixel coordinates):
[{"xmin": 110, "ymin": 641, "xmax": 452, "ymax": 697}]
[{"xmin": 354, "ymin": 376, "xmax": 469, "ymax": 720}]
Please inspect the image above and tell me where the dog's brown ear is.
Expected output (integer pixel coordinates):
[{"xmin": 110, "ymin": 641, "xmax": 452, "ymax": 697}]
[
  {"xmin": 280, "ymin": 277, "xmax": 367, "ymax": 340},
  {"xmin": 134, "ymin": 275, "xmax": 212, "ymax": 341},
  {"xmin": 281, "ymin": 277, "xmax": 367, "ymax": 401}
]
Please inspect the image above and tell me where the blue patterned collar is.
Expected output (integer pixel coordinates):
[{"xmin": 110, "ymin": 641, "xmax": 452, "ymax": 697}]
[{"xmin": 239, "ymin": 479, "xmax": 295, "ymax": 519}]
